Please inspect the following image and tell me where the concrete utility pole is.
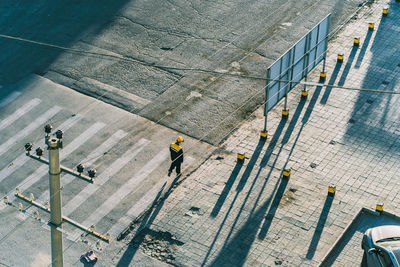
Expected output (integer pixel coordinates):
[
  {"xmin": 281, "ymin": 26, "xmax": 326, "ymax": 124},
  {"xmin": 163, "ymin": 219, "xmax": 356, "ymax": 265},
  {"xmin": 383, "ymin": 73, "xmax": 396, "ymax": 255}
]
[
  {"xmin": 48, "ymin": 137, "xmax": 63, "ymax": 267},
  {"xmin": 16, "ymin": 124, "xmax": 110, "ymax": 267}
]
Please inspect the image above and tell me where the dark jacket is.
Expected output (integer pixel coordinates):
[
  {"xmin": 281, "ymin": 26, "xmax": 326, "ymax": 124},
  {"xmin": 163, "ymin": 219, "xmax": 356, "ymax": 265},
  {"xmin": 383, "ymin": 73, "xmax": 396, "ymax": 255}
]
[{"xmin": 170, "ymin": 143, "xmax": 183, "ymax": 163}]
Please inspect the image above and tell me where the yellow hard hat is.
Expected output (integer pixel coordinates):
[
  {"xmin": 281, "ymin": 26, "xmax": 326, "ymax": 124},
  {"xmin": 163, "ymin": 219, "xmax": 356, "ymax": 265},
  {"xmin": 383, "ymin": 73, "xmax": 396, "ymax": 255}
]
[{"xmin": 177, "ymin": 136, "xmax": 184, "ymax": 143}]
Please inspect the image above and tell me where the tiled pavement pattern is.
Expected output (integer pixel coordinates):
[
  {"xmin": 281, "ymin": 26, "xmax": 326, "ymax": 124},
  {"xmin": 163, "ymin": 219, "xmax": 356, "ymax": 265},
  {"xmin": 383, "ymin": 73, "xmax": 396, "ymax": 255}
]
[
  {"xmin": 322, "ymin": 209, "xmax": 400, "ymax": 266},
  {"xmin": 129, "ymin": 0, "xmax": 400, "ymax": 266}
]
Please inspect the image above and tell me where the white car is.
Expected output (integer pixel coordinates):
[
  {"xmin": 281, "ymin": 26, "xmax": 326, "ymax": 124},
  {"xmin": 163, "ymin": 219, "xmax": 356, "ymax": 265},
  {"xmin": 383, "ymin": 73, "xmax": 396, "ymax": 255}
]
[{"xmin": 362, "ymin": 225, "xmax": 400, "ymax": 267}]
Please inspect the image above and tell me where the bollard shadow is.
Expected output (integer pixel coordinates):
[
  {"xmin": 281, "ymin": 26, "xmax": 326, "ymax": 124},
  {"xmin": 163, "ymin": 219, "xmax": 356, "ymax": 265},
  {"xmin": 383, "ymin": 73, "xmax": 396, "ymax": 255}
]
[
  {"xmin": 211, "ymin": 161, "xmax": 243, "ymax": 217},
  {"xmin": 236, "ymin": 139, "xmax": 266, "ymax": 192},
  {"xmin": 201, "ymin": 119, "xmax": 287, "ymax": 266},
  {"xmin": 281, "ymin": 97, "xmax": 306, "ymax": 145},
  {"xmin": 354, "ymin": 30, "xmax": 373, "ymax": 69},
  {"xmin": 206, "ymin": 96, "xmax": 309, "ymax": 266},
  {"xmin": 338, "ymin": 47, "xmax": 358, "ymax": 86},
  {"xmin": 320, "ymin": 64, "xmax": 341, "ymax": 105},
  {"xmin": 303, "ymin": 85, "xmax": 323, "ymax": 123},
  {"xmin": 257, "ymin": 176, "xmax": 289, "ymax": 240},
  {"xmin": 306, "ymin": 195, "xmax": 334, "ymax": 259},
  {"xmin": 116, "ymin": 175, "xmax": 180, "ymax": 266}
]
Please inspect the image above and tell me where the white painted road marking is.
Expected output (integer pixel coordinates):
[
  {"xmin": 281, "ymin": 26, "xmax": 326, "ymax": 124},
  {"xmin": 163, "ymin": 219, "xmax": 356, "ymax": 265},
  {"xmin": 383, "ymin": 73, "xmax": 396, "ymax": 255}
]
[
  {"xmin": 0, "ymin": 106, "xmax": 61, "ymax": 157},
  {"xmin": 108, "ymin": 156, "xmax": 194, "ymax": 237},
  {"xmin": 77, "ymin": 149, "xmax": 169, "ymax": 233},
  {"xmin": 0, "ymin": 115, "xmax": 82, "ymax": 185},
  {"xmin": 35, "ymin": 129, "xmax": 127, "ymax": 204},
  {"xmin": 0, "ymin": 98, "xmax": 41, "ymax": 132},
  {"xmin": 4, "ymin": 122, "xmax": 105, "ymax": 204},
  {"xmin": 62, "ymin": 138, "xmax": 150, "ymax": 216},
  {"xmin": 0, "ymin": 91, "xmax": 21, "ymax": 109}
]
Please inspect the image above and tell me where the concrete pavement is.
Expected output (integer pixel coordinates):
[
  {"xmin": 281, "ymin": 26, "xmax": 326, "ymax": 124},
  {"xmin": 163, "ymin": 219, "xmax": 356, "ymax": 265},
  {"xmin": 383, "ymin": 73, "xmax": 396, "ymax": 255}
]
[
  {"xmin": 0, "ymin": 74, "xmax": 213, "ymax": 266},
  {"xmin": 0, "ymin": 0, "xmax": 366, "ymax": 144},
  {"xmin": 118, "ymin": 0, "xmax": 400, "ymax": 266}
]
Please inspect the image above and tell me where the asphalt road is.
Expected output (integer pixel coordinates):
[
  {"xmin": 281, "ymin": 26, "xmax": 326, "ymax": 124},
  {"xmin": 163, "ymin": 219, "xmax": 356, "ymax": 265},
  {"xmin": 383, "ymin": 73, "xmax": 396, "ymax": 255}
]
[
  {"xmin": 0, "ymin": 0, "xmax": 367, "ymax": 145},
  {"xmin": 0, "ymin": 75, "xmax": 212, "ymax": 266}
]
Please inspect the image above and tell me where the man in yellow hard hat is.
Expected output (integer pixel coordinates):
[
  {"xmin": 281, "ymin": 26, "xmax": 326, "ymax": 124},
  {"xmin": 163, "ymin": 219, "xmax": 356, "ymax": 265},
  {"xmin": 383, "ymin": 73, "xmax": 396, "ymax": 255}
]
[{"xmin": 168, "ymin": 136, "xmax": 184, "ymax": 177}]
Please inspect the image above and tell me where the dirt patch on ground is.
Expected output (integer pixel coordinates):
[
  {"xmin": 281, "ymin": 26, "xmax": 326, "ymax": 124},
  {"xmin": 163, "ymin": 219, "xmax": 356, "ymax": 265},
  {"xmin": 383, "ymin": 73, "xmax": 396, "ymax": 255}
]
[{"xmin": 131, "ymin": 228, "xmax": 184, "ymax": 265}]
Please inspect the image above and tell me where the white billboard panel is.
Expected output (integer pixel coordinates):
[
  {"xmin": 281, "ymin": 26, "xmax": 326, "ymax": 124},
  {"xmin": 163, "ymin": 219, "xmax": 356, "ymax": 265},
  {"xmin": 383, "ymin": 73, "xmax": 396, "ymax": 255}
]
[{"xmin": 266, "ymin": 14, "xmax": 330, "ymax": 112}]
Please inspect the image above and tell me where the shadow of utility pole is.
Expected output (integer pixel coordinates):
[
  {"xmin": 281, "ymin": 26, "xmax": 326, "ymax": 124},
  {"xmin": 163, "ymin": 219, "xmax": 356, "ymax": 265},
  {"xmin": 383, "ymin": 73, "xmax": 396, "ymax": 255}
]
[
  {"xmin": 116, "ymin": 175, "xmax": 181, "ymax": 266},
  {"xmin": 306, "ymin": 195, "xmax": 334, "ymax": 259}
]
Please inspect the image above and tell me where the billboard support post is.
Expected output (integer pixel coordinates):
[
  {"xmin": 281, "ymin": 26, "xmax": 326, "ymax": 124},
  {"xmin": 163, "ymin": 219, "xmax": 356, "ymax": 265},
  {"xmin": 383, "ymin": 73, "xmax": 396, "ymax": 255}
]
[
  {"xmin": 263, "ymin": 69, "xmax": 270, "ymax": 133},
  {"xmin": 262, "ymin": 14, "xmax": 330, "ymax": 135}
]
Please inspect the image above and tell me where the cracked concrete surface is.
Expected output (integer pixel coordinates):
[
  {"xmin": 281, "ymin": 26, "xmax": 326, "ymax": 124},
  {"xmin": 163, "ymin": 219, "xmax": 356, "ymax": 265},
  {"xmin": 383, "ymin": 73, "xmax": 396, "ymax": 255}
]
[{"xmin": 0, "ymin": 0, "xmax": 368, "ymax": 144}]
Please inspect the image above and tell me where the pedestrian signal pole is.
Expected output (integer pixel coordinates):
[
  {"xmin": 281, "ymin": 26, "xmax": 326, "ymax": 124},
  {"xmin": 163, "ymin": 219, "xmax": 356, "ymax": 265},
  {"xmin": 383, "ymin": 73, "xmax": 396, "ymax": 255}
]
[
  {"xmin": 48, "ymin": 137, "xmax": 63, "ymax": 267},
  {"xmin": 17, "ymin": 124, "xmax": 110, "ymax": 267}
]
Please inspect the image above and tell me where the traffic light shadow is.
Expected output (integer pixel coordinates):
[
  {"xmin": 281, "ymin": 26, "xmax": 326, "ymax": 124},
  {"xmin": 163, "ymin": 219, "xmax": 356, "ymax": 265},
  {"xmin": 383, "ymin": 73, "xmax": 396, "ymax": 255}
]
[
  {"xmin": 346, "ymin": 3, "xmax": 399, "ymax": 151},
  {"xmin": 305, "ymin": 195, "xmax": 334, "ymax": 259},
  {"xmin": 116, "ymin": 175, "xmax": 181, "ymax": 266}
]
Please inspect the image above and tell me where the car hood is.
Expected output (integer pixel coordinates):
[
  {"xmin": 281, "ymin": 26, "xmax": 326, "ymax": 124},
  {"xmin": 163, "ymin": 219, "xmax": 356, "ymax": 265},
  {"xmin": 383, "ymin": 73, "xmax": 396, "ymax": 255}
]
[{"xmin": 371, "ymin": 225, "xmax": 400, "ymax": 243}]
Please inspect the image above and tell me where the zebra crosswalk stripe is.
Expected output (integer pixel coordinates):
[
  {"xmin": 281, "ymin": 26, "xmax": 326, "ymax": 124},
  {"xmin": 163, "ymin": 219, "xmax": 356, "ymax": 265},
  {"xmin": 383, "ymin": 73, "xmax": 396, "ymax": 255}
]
[
  {"xmin": 0, "ymin": 98, "xmax": 41, "ymax": 132},
  {"xmin": 4, "ymin": 122, "xmax": 105, "ymax": 204},
  {"xmin": 0, "ymin": 106, "xmax": 61, "ymax": 157},
  {"xmin": 62, "ymin": 138, "xmax": 150, "ymax": 216},
  {"xmin": 35, "ymin": 130, "xmax": 127, "ymax": 205},
  {"xmin": 108, "ymin": 156, "xmax": 194, "ymax": 237},
  {"xmin": 87, "ymin": 149, "xmax": 168, "ymax": 223},
  {"xmin": 0, "ymin": 91, "xmax": 21, "ymax": 109},
  {"xmin": 74, "ymin": 149, "xmax": 169, "ymax": 238},
  {"xmin": 0, "ymin": 115, "xmax": 83, "ymax": 185}
]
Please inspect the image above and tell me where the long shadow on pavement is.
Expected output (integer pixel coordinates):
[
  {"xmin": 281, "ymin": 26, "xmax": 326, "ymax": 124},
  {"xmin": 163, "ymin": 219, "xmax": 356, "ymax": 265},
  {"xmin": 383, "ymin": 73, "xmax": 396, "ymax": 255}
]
[
  {"xmin": 201, "ymin": 120, "xmax": 287, "ymax": 266},
  {"xmin": 346, "ymin": 7, "xmax": 400, "ymax": 150},
  {"xmin": 320, "ymin": 64, "xmax": 342, "ymax": 105},
  {"xmin": 208, "ymin": 83, "xmax": 325, "ymax": 265},
  {"xmin": 257, "ymin": 176, "xmax": 289, "ymax": 240},
  {"xmin": 306, "ymin": 195, "xmax": 334, "ymax": 259},
  {"xmin": 338, "ymin": 47, "xmax": 358, "ymax": 86},
  {"xmin": 354, "ymin": 31, "xmax": 373, "ymax": 69},
  {"xmin": 211, "ymin": 162, "xmax": 244, "ymax": 217},
  {"xmin": 236, "ymin": 139, "xmax": 267, "ymax": 192},
  {"xmin": 206, "ymin": 96, "xmax": 309, "ymax": 266},
  {"xmin": 116, "ymin": 175, "xmax": 181, "ymax": 266},
  {"xmin": 304, "ymin": 85, "xmax": 323, "ymax": 124}
]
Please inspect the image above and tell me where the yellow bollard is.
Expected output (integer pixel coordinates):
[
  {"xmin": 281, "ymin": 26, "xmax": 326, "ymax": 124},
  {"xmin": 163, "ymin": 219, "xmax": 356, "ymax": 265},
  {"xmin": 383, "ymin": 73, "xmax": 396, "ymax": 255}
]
[
  {"xmin": 282, "ymin": 168, "xmax": 291, "ymax": 179},
  {"xmin": 328, "ymin": 185, "xmax": 336, "ymax": 197},
  {"xmin": 376, "ymin": 203, "xmax": 384, "ymax": 212},
  {"xmin": 368, "ymin": 23, "xmax": 374, "ymax": 31},
  {"xmin": 353, "ymin": 37, "xmax": 360, "ymax": 47},
  {"xmin": 337, "ymin": 54, "xmax": 344, "ymax": 63},
  {"xmin": 282, "ymin": 109, "xmax": 289, "ymax": 119},
  {"xmin": 320, "ymin": 72, "xmax": 326, "ymax": 82},
  {"xmin": 260, "ymin": 131, "xmax": 268, "ymax": 139}
]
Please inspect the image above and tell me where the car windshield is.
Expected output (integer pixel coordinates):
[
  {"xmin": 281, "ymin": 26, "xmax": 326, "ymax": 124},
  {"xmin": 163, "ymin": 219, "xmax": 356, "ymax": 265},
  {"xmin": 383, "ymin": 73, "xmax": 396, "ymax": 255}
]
[{"xmin": 377, "ymin": 237, "xmax": 400, "ymax": 243}]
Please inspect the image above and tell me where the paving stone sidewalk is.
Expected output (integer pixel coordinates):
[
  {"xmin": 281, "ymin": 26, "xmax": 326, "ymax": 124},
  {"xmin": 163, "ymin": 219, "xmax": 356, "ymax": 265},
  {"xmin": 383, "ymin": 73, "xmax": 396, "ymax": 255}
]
[{"xmin": 120, "ymin": 0, "xmax": 400, "ymax": 266}]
